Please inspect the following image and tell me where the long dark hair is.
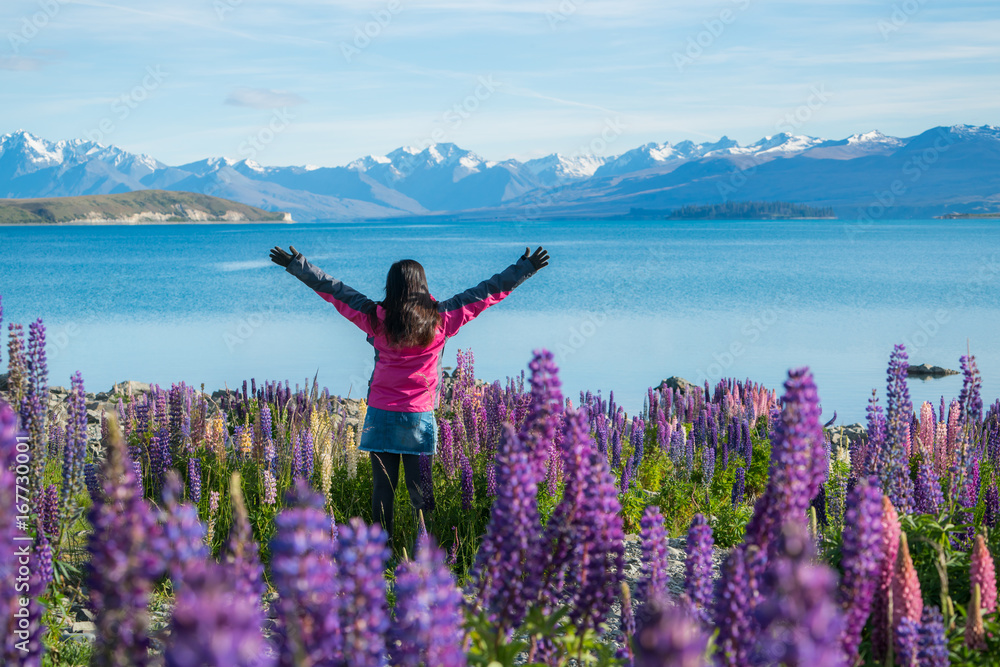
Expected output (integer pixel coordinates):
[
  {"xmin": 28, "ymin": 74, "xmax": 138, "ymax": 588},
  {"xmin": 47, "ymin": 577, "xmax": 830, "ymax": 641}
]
[{"xmin": 368, "ymin": 259, "xmax": 442, "ymax": 347}]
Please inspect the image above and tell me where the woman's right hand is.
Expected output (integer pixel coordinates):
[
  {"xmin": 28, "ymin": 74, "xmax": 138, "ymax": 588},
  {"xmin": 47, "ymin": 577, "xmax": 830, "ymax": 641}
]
[
  {"xmin": 522, "ymin": 246, "xmax": 549, "ymax": 271},
  {"xmin": 269, "ymin": 245, "xmax": 301, "ymax": 267}
]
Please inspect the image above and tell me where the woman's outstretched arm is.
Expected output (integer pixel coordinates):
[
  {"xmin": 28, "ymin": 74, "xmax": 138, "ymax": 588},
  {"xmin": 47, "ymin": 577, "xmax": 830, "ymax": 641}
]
[
  {"xmin": 438, "ymin": 246, "xmax": 549, "ymax": 337},
  {"xmin": 270, "ymin": 245, "xmax": 377, "ymax": 335}
]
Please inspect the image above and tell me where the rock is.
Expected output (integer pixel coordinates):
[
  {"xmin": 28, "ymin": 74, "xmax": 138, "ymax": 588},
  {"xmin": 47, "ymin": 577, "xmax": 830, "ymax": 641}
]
[
  {"xmin": 86, "ymin": 409, "xmax": 102, "ymax": 424},
  {"xmin": 829, "ymin": 422, "xmax": 866, "ymax": 448},
  {"xmin": 906, "ymin": 363, "xmax": 958, "ymax": 378},
  {"xmin": 657, "ymin": 376, "xmax": 701, "ymax": 394},
  {"xmin": 49, "ymin": 385, "xmax": 68, "ymax": 395},
  {"xmin": 71, "ymin": 620, "xmax": 96, "ymax": 634},
  {"xmin": 110, "ymin": 380, "xmax": 151, "ymax": 396},
  {"xmin": 95, "ymin": 391, "xmax": 110, "ymax": 401}
]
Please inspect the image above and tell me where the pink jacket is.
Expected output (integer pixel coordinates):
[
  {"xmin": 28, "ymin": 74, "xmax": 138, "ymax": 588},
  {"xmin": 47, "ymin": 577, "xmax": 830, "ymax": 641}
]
[{"xmin": 286, "ymin": 254, "xmax": 538, "ymax": 411}]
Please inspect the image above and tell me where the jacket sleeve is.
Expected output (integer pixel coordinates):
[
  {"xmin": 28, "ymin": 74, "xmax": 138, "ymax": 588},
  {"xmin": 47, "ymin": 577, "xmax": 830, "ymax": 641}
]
[
  {"xmin": 438, "ymin": 256, "xmax": 537, "ymax": 337},
  {"xmin": 285, "ymin": 254, "xmax": 377, "ymax": 336}
]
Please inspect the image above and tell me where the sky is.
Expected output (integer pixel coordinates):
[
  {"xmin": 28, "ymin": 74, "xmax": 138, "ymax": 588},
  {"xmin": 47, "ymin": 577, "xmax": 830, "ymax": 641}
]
[{"xmin": 1, "ymin": 0, "xmax": 998, "ymax": 168}]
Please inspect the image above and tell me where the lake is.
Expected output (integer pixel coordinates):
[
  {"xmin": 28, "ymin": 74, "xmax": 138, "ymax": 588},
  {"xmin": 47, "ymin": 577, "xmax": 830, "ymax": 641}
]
[{"xmin": 1, "ymin": 218, "xmax": 998, "ymax": 424}]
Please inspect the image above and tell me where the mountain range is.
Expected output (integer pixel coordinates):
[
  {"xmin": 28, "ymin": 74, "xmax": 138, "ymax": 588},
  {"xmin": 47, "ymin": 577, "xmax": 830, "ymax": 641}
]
[{"xmin": 1, "ymin": 125, "xmax": 997, "ymax": 221}]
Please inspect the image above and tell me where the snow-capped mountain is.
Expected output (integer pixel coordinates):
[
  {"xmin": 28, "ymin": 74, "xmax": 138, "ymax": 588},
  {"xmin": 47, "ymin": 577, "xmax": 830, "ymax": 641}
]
[{"xmin": 2, "ymin": 125, "xmax": 998, "ymax": 220}]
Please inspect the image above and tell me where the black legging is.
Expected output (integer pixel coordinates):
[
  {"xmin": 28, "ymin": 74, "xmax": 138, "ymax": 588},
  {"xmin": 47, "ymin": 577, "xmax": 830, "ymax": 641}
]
[{"xmin": 369, "ymin": 451, "xmax": 432, "ymax": 550}]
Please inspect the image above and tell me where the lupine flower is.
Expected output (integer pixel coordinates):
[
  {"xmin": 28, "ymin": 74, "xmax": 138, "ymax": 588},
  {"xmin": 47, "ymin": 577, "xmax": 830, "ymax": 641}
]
[
  {"xmin": 60, "ymin": 371, "xmax": 87, "ymax": 517},
  {"xmin": 155, "ymin": 471, "xmax": 209, "ymax": 581},
  {"xmin": 84, "ymin": 462, "xmax": 101, "ymax": 503},
  {"xmin": 224, "ymin": 473, "xmax": 266, "ymax": 605},
  {"xmin": 270, "ymin": 480, "xmax": 342, "ymax": 664},
  {"xmin": 166, "ymin": 557, "xmax": 275, "ymax": 667},
  {"xmin": 389, "ymin": 535, "xmax": 467, "ymax": 667},
  {"xmin": 917, "ymin": 606, "xmax": 949, "ymax": 667},
  {"xmin": 894, "ymin": 616, "xmax": 919, "ymax": 667},
  {"xmin": 732, "ymin": 467, "xmax": 746, "ymax": 506},
  {"xmin": 871, "ymin": 495, "xmax": 901, "ymax": 663},
  {"xmin": 336, "ymin": 517, "xmax": 390, "ymax": 667},
  {"xmin": 958, "ymin": 354, "xmax": 983, "ymax": 423},
  {"xmin": 35, "ymin": 526, "xmax": 54, "ymax": 590},
  {"xmin": 86, "ymin": 416, "xmax": 166, "ymax": 666},
  {"xmin": 459, "ymin": 445, "xmax": 474, "ymax": 511},
  {"xmin": 187, "ymin": 457, "xmax": 202, "ymax": 504},
  {"xmin": 864, "ymin": 390, "xmax": 886, "ymax": 476},
  {"xmin": 985, "ymin": 481, "xmax": 999, "ymax": 528},
  {"xmin": 837, "ymin": 476, "xmax": 884, "ymax": 663},
  {"xmin": 914, "ymin": 462, "xmax": 943, "ymax": 515},
  {"xmin": 885, "ymin": 345, "xmax": 914, "ymax": 513},
  {"xmin": 38, "ymin": 484, "xmax": 60, "ymax": 540},
  {"xmin": 892, "ymin": 533, "xmax": 923, "ymax": 642},
  {"xmin": 970, "ymin": 534, "xmax": 997, "ymax": 614},
  {"xmin": 751, "ymin": 522, "xmax": 847, "ymax": 667},
  {"xmin": 638, "ymin": 506, "xmax": 670, "ymax": 606},
  {"xmin": 471, "ymin": 424, "xmax": 542, "ymax": 634},
  {"xmin": 684, "ymin": 513, "xmax": 714, "ymax": 623},
  {"xmin": 263, "ymin": 468, "xmax": 277, "ymax": 505},
  {"xmin": 713, "ymin": 546, "xmax": 753, "ymax": 666},
  {"xmin": 633, "ymin": 602, "xmax": 709, "ymax": 667},
  {"xmin": 965, "ymin": 584, "xmax": 986, "ymax": 650},
  {"xmin": 486, "ymin": 459, "xmax": 497, "ymax": 497},
  {"xmin": 702, "ymin": 444, "xmax": 715, "ymax": 485}
]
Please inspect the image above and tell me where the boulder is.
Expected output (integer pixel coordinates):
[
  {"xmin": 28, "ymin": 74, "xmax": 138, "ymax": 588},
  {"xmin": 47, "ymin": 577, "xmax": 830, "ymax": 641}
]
[
  {"xmin": 906, "ymin": 363, "xmax": 958, "ymax": 378},
  {"xmin": 49, "ymin": 385, "xmax": 68, "ymax": 395},
  {"xmin": 657, "ymin": 376, "xmax": 701, "ymax": 394},
  {"xmin": 110, "ymin": 380, "xmax": 151, "ymax": 396},
  {"xmin": 829, "ymin": 422, "xmax": 866, "ymax": 449}
]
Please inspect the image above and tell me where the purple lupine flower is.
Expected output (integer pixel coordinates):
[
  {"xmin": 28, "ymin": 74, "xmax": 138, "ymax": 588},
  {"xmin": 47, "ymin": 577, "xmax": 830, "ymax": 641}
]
[
  {"xmin": 702, "ymin": 444, "xmax": 715, "ymax": 485},
  {"xmin": 471, "ymin": 423, "xmax": 542, "ymax": 634},
  {"xmin": 752, "ymin": 522, "xmax": 847, "ymax": 667},
  {"xmin": 633, "ymin": 602, "xmax": 710, "ymax": 667},
  {"xmin": 439, "ymin": 420, "xmax": 454, "ymax": 478},
  {"xmin": 621, "ymin": 454, "xmax": 634, "ymax": 494},
  {"xmin": 914, "ymin": 462, "xmax": 944, "ymax": 515},
  {"xmin": 165, "ymin": 557, "xmax": 275, "ymax": 667},
  {"xmin": 151, "ymin": 425, "xmax": 172, "ymax": 490},
  {"xmin": 38, "ymin": 483, "xmax": 60, "ymax": 540},
  {"xmin": 638, "ymin": 506, "xmax": 670, "ymax": 606},
  {"xmin": 224, "ymin": 476, "xmax": 266, "ymax": 605},
  {"xmin": 336, "ymin": 517, "xmax": 390, "ymax": 667},
  {"xmin": 916, "ymin": 606, "xmax": 949, "ymax": 667},
  {"xmin": 35, "ymin": 526, "xmax": 54, "ymax": 590},
  {"xmin": 259, "ymin": 403, "xmax": 273, "ymax": 453},
  {"xmin": 742, "ymin": 418, "xmax": 753, "ymax": 466},
  {"xmin": 60, "ymin": 370, "xmax": 88, "ymax": 517},
  {"xmin": 684, "ymin": 513, "xmax": 714, "ymax": 623},
  {"xmin": 732, "ymin": 467, "xmax": 746, "ymax": 507},
  {"xmin": 743, "ymin": 367, "xmax": 825, "ymax": 560},
  {"xmin": 292, "ymin": 430, "xmax": 305, "ymax": 478},
  {"xmin": 714, "ymin": 547, "xmax": 756, "ymax": 667},
  {"xmin": 86, "ymin": 417, "xmax": 167, "ymax": 667},
  {"xmin": 389, "ymin": 535, "xmax": 467, "ymax": 667},
  {"xmin": 958, "ymin": 354, "xmax": 983, "ymax": 423},
  {"xmin": 865, "ymin": 390, "xmax": 886, "ymax": 476},
  {"xmin": 459, "ymin": 445, "xmax": 474, "ymax": 511},
  {"xmin": 837, "ymin": 475, "xmax": 884, "ymax": 663},
  {"xmin": 301, "ymin": 428, "xmax": 314, "ymax": 478},
  {"xmin": 611, "ymin": 425, "xmax": 623, "ymax": 470},
  {"xmin": 270, "ymin": 480, "xmax": 342, "ymax": 664},
  {"xmin": 631, "ymin": 416, "xmax": 646, "ymax": 469},
  {"xmin": 187, "ymin": 457, "xmax": 202, "ymax": 504},
  {"xmin": 885, "ymin": 345, "xmax": 914, "ymax": 512},
  {"xmin": 155, "ymin": 470, "xmax": 208, "ymax": 580},
  {"xmin": 84, "ymin": 463, "xmax": 101, "ymax": 503},
  {"xmin": 985, "ymin": 481, "xmax": 999, "ymax": 528},
  {"xmin": 486, "ymin": 459, "xmax": 498, "ymax": 497},
  {"xmin": 895, "ymin": 616, "xmax": 919, "ymax": 667}
]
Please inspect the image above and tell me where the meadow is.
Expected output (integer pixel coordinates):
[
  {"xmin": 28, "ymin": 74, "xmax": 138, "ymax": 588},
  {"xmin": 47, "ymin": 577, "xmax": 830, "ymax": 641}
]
[{"xmin": 1, "ymin": 292, "xmax": 998, "ymax": 666}]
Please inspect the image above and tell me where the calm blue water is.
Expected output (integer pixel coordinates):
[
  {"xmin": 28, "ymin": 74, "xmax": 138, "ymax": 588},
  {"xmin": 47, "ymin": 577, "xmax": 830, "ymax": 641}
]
[{"xmin": 1, "ymin": 218, "xmax": 998, "ymax": 423}]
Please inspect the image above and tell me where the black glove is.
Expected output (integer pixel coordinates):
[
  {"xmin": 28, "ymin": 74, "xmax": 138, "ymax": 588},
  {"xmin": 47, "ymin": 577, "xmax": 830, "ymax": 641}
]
[
  {"xmin": 269, "ymin": 245, "xmax": 301, "ymax": 268},
  {"xmin": 522, "ymin": 246, "xmax": 549, "ymax": 271}
]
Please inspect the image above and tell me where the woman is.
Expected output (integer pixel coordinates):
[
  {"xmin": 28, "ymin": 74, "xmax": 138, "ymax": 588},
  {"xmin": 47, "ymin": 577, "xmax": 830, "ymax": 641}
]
[{"xmin": 269, "ymin": 243, "xmax": 549, "ymax": 551}]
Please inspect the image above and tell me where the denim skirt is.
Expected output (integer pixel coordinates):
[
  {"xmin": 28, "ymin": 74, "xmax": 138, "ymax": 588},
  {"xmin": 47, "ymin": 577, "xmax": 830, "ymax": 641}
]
[{"xmin": 358, "ymin": 405, "xmax": 438, "ymax": 455}]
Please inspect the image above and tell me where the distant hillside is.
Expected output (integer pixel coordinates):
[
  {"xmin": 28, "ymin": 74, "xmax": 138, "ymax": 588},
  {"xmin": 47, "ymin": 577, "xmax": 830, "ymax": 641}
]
[
  {"xmin": 625, "ymin": 201, "xmax": 836, "ymax": 220},
  {"xmin": 0, "ymin": 190, "xmax": 291, "ymax": 224}
]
